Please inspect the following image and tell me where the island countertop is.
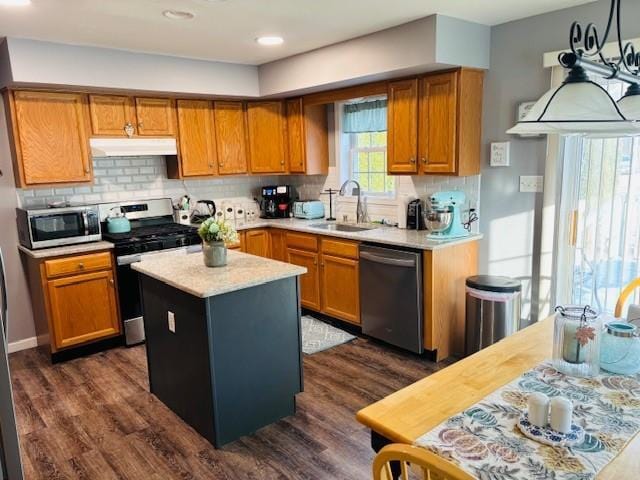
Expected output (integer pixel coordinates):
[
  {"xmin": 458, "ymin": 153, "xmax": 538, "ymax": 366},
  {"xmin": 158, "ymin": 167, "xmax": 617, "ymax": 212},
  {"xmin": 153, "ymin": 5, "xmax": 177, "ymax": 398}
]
[{"xmin": 131, "ymin": 248, "xmax": 307, "ymax": 298}]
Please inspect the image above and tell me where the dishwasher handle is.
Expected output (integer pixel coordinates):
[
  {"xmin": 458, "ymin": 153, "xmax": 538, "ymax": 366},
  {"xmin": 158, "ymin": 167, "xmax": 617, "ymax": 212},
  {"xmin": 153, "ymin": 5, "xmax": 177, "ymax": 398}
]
[{"xmin": 360, "ymin": 251, "xmax": 417, "ymax": 268}]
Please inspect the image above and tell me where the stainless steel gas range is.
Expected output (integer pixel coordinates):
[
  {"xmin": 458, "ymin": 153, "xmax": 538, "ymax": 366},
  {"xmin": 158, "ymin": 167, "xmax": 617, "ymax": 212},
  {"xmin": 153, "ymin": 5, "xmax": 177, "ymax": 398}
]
[{"xmin": 99, "ymin": 198, "xmax": 201, "ymax": 346}]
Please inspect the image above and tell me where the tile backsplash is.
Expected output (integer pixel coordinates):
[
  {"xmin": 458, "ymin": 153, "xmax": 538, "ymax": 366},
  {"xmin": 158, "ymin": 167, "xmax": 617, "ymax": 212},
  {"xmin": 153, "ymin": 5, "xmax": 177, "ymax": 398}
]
[{"xmin": 17, "ymin": 156, "xmax": 481, "ymax": 229}]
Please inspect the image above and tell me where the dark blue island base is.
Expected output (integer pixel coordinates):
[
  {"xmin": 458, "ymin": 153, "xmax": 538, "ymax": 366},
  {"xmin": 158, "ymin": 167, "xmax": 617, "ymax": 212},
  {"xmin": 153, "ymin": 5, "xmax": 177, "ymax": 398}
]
[{"xmin": 139, "ymin": 274, "xmax": 303, "ymax": 447}]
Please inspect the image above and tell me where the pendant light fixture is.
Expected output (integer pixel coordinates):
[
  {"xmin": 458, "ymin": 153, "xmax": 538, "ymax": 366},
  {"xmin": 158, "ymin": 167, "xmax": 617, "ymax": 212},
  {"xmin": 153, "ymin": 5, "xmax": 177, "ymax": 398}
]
[{"xmin": 508, "ymin": 0, "xmax": 640, "ymax": 136}]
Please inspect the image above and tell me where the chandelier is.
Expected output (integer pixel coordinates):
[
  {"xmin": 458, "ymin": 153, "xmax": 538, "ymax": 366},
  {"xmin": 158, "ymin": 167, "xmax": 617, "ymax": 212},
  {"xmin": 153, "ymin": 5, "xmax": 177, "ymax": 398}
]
[{"xmin": 508, "ymin": 0, "xmax": 640, "ymax": 136}]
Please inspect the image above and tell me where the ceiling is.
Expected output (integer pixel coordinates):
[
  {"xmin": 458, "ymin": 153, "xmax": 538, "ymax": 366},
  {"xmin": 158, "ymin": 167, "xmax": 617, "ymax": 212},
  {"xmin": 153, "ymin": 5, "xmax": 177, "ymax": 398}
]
[{"xmin": 0, "ymin": 0, "xmax": 596, "ymax": 65}]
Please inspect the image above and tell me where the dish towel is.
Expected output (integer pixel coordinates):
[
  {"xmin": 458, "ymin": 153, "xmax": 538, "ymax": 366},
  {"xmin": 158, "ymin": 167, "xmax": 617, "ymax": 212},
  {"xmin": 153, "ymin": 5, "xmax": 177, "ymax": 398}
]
[{"xmin": 415, "ymin": 361, "xmax": 640, "ymax": 480}]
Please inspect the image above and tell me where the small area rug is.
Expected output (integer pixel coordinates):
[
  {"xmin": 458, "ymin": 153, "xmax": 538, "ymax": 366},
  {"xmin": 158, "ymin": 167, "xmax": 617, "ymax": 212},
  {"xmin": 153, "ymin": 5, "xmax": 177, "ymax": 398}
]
[{"xmin": 301, "ymin": 315, "xmax": 356, "ymax": 354}]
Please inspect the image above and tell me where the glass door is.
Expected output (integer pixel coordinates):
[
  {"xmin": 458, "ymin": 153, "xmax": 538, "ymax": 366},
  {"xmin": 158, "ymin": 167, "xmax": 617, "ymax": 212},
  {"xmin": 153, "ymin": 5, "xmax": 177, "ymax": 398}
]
[{"xmin": 556, "ymin": 80, "xmax": 640, "ymax": 315}]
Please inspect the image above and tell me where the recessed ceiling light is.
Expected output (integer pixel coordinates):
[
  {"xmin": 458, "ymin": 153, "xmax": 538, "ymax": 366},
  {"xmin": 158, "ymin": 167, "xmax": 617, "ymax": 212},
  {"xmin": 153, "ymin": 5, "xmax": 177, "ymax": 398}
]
[
  {"xmin": 162, "ymin": 10, "xmax": 195, "ymax": 20},
  {"xmin": 256, "ymin": 36, "xmax": 284, "ymax": 46},
  {"xmin": 0, "ymin": 0, "xmax": 31, "ymax": 6}
]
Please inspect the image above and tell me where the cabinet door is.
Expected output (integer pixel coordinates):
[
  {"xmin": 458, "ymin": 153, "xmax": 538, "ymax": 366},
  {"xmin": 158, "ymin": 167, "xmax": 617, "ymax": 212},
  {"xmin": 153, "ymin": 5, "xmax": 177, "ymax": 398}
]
[
  {"xmin": 88, "ymin": 95, "xmax": 135, "ymax": 136},
  {"xmin": 246, "ymin": 101, "xmax": 287, "ymax": 174},
  {"xmin": 177, "ymin": 99, "xmax": 217, "ymax": 177},
  {"xmin": 47, "ymin": 270, "xmax": 120, "ymax": 350},
  {"xmin": 287, "ymin": 248, "xmax": 320, "ymax": 311},
  {"xmin": 270, "ymin": 229, "xmax": 287, "ymax": 262},
  {"xmin": 286, "ymin": 98, "xmax": 305, "ymax": 173},
  {"xmin": 134, "ymin": 98, "xmax": 176, "ymax": 136},
  {"xmin": 244, "ymin": 229, "xmax": 270, "ymax": 258},
  {"xmin": 10, "ymin": 91, "xmax": 92, "ymax": 186},
  {"xmin": 419, "ymin": 72, "xmax": 458, "ymax": 174},
  {"xmin": 387, "ymin": 79, "xmax": 418, "ymax": 174},
  {"xmin": 320, "ymin": 254, "xmax": 360, "ymax": 324},
  {"xmin": 214, "ymin": 101, "xmax": 248, "ymax": 175}
]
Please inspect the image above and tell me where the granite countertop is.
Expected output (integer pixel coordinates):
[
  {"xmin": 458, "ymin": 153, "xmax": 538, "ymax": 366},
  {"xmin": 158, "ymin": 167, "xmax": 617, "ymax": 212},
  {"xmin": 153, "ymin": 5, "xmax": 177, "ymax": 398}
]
[
  {"xmin": 224, "ymin": 218, "xmax": 483, "ymax": 250},
  {"xmin": 131, "ymin": 248, "xmax": 307, "ymax": 298},
  {"xmin": 18, "ymin": 241, "xmax": 115, "ymax": 259}
]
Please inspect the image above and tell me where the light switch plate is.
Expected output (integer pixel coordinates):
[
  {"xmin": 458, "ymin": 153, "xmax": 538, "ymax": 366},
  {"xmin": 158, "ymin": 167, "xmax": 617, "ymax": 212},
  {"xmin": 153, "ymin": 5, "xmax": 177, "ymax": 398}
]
[
  {"xmin": 490, "ymin": 142, "xmax": 510, "ymax": 167},
  {"xmin": 167, "ymin": 311, "xmax": 176, "ymax": 333},
  {"xmin": 520, "ymin": 175, "xmax": 544, "ymax": 193}
]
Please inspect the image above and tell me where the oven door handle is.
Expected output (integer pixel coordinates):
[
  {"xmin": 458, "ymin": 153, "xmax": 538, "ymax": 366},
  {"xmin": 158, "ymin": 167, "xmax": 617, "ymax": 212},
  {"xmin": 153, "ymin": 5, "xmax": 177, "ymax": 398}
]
[{"xmin": 117, "ymin": 254, "xmax": 142, "ymax": 266}]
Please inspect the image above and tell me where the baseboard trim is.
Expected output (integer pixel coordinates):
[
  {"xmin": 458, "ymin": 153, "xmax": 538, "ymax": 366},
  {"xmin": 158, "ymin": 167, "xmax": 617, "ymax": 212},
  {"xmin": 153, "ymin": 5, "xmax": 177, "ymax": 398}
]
[{"xmin": 8, "ymin": 336, "xmax": 38, "ymax": 353}]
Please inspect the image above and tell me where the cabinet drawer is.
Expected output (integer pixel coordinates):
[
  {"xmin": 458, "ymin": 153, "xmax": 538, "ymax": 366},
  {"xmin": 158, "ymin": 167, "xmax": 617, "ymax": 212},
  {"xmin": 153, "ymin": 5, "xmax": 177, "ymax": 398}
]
[
  {"xmin": 45, "ymin": 252, "xmax": 112, "ymax": 278},
  {"xmin": 285, "ymin": 232, "xmax": 318, "ymax": 252},
  {"xmin": 321, "ymin": 238, "xmax": 359, "ymax": 259}
]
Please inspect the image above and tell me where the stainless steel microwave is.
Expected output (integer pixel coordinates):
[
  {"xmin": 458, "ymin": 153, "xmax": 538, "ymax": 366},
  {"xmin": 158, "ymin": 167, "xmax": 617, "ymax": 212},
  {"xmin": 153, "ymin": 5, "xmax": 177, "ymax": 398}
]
[{"xmin": 16, "ymin": 205, "xmax": 101, "ymax": 249}]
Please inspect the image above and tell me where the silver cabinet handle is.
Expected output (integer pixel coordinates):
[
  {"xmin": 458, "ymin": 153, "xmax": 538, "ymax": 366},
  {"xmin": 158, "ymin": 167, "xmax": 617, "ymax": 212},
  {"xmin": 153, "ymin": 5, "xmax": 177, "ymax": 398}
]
[
  {"xmin": 410, "ymin": 158, "xmax": 416, "ymax": 164},
  {"xmin": 421, "ymin": 158, "xmax": 427, "ymax": 164}
]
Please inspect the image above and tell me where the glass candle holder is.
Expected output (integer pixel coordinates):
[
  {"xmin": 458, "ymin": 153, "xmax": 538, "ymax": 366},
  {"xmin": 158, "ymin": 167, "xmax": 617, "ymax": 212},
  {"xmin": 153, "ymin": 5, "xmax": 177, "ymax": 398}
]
[
  {"xmin": 600, "ymin": 321, "xmax": 640, "ymax": 375},
  {"xmin": 553, "ymin": 305, "xmax": 601, "ymax": 377}
]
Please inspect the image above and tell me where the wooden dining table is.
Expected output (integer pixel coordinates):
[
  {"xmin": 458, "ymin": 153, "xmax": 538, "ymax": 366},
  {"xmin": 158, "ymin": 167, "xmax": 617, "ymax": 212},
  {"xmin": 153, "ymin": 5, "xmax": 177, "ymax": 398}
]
[{"xmin": 356, "ymin": 316, "xmax": 640, "ymax": 478}]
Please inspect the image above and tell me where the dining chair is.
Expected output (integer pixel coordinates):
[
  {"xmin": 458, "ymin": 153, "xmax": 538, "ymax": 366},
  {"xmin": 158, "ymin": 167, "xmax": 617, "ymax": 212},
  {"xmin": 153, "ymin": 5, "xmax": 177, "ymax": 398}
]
[
  {"xmin": 614, "ymin": 277, "xmax": 640, "ymax": 318},
  {"xmin": 372, "ymin": 444, "xmax": 473, "ymax": 480}
]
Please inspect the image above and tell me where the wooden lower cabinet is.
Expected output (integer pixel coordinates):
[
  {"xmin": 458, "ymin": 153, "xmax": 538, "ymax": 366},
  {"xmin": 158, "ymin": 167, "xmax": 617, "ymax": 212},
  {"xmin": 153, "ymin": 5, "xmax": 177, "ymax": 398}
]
[
  {"xmin": 47, "ymin": 270, "xmax": 120, "ymax": 350},
  {"xmin": 20, "ymin": 250, "xmax": 122, "ymax": 356},
  {"xmin": 320, "ymin": 254, "xmax": 360, "ymax": 324},
  {"xmin": 286, "ymin": 248, "xmax": 321, "ymax": 311},
  {"xmin": 243, "ymin": 229, "xmax": 271, "ymax": 257},
  {"xmin": 270, "ymin": 229, "xmax": 287, "ymax": 262}
]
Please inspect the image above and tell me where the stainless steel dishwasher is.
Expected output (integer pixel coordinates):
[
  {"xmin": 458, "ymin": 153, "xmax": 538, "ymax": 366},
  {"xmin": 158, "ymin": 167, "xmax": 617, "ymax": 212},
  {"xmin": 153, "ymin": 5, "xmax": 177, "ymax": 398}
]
[{"xmin": 359, "ymin": 244, "xmax": 423, "ymax": 353}]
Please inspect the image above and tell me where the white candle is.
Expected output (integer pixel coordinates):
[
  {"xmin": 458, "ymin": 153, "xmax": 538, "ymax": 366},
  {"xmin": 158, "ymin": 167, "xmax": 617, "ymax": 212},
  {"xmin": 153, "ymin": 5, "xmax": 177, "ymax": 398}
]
[
  {"xmin": 527, "ymin": 393, "xmax": 550, "ymax": 428},
  {"xmin": 550, "ymin": 397, "xmax": 573, "ymax": 434}
]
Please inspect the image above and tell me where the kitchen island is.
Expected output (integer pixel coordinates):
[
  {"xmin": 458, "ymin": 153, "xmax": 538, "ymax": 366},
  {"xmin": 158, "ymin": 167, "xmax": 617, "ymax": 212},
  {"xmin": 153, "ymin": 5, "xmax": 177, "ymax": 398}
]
[{"xmin": 132, "ymin": 248, "xmax": 307, "ymax": 447}]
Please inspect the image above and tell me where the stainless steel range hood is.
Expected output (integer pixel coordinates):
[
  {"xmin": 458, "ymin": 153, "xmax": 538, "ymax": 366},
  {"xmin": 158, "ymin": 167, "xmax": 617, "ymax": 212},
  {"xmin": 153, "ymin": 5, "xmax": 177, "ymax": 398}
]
[{"xmin": 90, "ymin": 138, "xmax": 177, "ymax": 157}]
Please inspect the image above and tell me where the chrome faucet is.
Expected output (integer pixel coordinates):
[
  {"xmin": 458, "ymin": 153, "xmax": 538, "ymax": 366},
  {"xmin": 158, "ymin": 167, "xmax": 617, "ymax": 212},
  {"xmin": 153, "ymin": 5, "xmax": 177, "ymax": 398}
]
[{"xmin": 339, "ymin": 179, "xmax": 369, "ymax": 224}]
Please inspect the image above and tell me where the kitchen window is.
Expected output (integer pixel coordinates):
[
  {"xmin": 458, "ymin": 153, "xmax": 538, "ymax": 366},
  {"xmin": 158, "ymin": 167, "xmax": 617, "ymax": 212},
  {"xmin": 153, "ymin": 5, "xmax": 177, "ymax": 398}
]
[{"xmin": 339, "ymin": 98, "xmax": 396, "ymax": 198}]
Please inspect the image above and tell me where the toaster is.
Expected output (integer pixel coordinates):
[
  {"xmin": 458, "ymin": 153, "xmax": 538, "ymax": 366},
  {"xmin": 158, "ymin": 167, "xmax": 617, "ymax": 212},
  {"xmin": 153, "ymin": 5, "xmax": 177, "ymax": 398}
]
[{"xmin": 293, "ymin": 200, "xmax": 325, "ymax": 220}]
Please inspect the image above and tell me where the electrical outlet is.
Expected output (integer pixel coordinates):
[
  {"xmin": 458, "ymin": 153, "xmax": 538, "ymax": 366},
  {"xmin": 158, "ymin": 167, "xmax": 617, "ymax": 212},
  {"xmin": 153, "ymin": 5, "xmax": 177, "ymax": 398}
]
[
  {"xmin": 520, "ymin": 175, "xmax": 544, "ymax": 193},
  {"xmin": 167, "ymin": 311, "xmax": 176, "ymax": 333}
]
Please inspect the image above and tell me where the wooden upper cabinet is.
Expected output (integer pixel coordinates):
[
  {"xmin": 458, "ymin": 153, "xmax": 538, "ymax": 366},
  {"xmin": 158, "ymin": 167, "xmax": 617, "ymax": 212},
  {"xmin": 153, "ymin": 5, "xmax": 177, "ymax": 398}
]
[
  {"xmin": 418, "ymin": 69, "xmax": 483, "ymax": 176},
  {"xmin": 286, "ymin": 98, "xmax": 328, "ymax": 175},
  {"xmin": 88, "ymin": 95, "xmax": 135, "ymax": 137},
  {"xmin": 177, "ymin": 99, "xmax": 217, "ymax": 177},
  {"xmin": 8, "ymin": 91, "xmax": 92, "ymax": 187},
  {"xmin": 419, "ymin": 72, "xmax": 458, "ymax": 174},
  {"xmin": 214, "ymin": 101, "xmax": 248, "ymax": 175},
  {"xmin": 135, "ymin": 97, "xmax": 176, "ymax": 136},
  {"xmin": 387, "ymin": 79, "xmax": 419, "ymax": 174},
  {"xmin": 286, "ymin": 98, "xmax": 305, "ymax": 173},
  {"xmin": 246, "ymin": 101, "xmax": 287, "ymax": 174}
]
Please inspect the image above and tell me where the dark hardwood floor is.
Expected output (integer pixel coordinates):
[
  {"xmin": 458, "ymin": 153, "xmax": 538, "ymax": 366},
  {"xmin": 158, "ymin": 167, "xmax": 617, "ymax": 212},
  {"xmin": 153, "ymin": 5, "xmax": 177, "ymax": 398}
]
[{"xmin": 9, "ymin": 336, "xmax": 449, "ymax": 480}]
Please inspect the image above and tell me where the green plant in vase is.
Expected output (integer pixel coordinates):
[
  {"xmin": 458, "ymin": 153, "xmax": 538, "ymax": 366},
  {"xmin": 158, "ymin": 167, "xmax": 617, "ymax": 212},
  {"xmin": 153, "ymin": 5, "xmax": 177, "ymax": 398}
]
[{"xmin": 198, "ymin": 217, "xmax": 239, "ymax": 267}]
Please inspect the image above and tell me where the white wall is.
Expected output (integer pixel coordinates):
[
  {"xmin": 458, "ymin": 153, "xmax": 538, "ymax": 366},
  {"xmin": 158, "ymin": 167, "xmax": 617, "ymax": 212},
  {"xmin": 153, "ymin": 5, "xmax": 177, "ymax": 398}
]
[
  {"xmin": 3, "ymin": 38, "xmax": 260, "ymax": 97},
  {"xmin": 259, "ymin": 15, "xmax": 490, "ymax": 97},
  {"xmin": 0, "ymin": 100, "xmax": 36, "ymax": 345}
]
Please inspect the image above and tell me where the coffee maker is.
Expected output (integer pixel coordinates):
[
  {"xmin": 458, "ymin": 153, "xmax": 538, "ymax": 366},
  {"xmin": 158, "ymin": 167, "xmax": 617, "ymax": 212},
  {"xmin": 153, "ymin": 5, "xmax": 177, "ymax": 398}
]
[{"xmin": 260, "ymin": 185, "xmax": 293, "ymax": 219}]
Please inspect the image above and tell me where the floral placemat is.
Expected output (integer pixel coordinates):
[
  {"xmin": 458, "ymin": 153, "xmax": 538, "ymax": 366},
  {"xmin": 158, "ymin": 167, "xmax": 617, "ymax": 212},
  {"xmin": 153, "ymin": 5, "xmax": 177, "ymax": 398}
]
[{"xmin": 415, "ymin": 362, "xmax": 640, "ymax": 480}]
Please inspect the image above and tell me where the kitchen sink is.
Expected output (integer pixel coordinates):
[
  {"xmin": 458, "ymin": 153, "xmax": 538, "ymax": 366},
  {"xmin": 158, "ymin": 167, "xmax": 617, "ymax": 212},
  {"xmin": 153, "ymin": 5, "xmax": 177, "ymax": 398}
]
[{"xmin": 309, "ymin": 223, "xmax": 377, "ymax": 233}]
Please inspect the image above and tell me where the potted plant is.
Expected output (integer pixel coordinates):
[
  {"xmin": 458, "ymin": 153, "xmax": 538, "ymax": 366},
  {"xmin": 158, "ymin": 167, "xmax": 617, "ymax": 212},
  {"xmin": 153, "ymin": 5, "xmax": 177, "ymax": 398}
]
[{"xmin": 197, "ymin": 217, "xmax": 239, "ymax": 267}]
